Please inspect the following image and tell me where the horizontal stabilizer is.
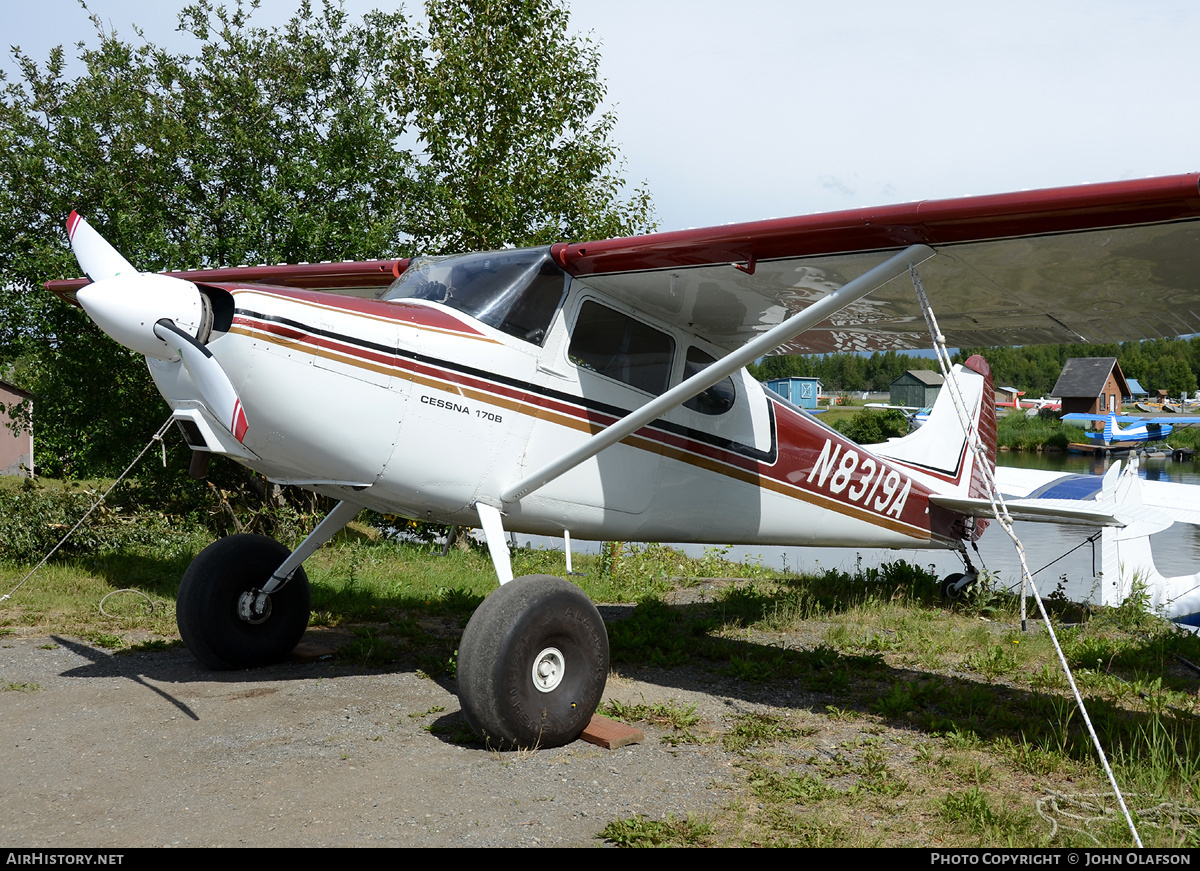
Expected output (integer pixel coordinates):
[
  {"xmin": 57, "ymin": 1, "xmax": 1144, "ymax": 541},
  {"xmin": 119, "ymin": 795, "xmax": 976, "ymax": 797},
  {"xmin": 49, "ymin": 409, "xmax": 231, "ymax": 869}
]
[{"xmin": 928, "ymin": 494, "xmax": 1173, "ymax": 537}]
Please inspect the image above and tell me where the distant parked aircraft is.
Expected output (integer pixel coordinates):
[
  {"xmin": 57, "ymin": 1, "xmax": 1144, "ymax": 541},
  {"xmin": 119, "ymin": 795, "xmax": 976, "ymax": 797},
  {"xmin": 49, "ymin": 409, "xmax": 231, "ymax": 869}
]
[{"xmin": 1060, "ymin": 413, "xmax": 1193, "ymax": 446}]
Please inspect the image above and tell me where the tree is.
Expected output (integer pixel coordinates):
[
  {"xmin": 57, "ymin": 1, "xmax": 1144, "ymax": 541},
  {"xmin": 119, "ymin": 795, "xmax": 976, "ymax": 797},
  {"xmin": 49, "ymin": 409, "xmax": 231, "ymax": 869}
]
[
  {"xmin": 388, "ymin": 0, "xmax": 653, "ymax": 252},
  {"xmin": 1145, "ymin": 353, "xmax": 1198, "ymax": 398},
  {"xmin": 0, "ymin": 0, "xmax": 654, "ymax": 484}
]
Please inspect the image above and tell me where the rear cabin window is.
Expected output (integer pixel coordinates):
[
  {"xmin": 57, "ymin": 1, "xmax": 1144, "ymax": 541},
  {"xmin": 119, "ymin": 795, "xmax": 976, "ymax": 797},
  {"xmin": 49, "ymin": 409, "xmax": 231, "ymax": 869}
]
[
  {"xmin": 569, "ymin": 301, "xmax": 675, "ymax": 395},
  {"xmin": 682, "ymin": 346, "xmax": 736, "ymax": 415}
]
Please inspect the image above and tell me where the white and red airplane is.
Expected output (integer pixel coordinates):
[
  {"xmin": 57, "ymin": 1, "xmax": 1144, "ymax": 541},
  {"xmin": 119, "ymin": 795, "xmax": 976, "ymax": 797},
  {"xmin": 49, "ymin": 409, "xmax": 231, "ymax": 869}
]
[{"xmin": 48, "ymin": 173, "xmax": 1200, "ymax": 749}]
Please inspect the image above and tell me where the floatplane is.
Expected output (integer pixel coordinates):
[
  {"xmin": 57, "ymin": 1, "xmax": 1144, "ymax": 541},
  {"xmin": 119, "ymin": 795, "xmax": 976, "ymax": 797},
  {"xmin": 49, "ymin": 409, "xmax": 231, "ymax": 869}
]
[
  {"xmin": 995, "ymin": 458, "xmax": 1200, "ymax": 625},
  {"xmin": 1062, "ymin": 412, "xmax": 1181, "ymax": 447}
]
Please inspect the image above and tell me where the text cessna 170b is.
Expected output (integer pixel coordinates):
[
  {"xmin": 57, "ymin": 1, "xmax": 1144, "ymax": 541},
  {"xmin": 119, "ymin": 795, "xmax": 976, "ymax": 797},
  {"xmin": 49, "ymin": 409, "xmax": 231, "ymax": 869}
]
[{"xmin": 48, "ymin": 173, "xmax": 1200, "ymax": 749}]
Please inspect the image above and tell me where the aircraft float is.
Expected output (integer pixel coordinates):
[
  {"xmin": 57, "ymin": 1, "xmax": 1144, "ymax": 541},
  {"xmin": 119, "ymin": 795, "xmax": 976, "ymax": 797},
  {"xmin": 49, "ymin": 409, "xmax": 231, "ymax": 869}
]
[
  {"xmin": 47, "ymin": 173, "xmax": 1200, "ymax": 749},
  {"xmin": 996, "ymin": 458, "xmax": 1200, "ymax": 625}
]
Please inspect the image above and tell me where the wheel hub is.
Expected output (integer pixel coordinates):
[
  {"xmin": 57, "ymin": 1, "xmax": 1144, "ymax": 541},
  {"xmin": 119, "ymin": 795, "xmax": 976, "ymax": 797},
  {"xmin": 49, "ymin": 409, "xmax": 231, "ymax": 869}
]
[
  {"xmin": 531, "ymin": 646, "xmax": 565, "ymax": 693},
  {"xmin": 237, "ymin": 589, "xmax": 272, "ymax": 624}
]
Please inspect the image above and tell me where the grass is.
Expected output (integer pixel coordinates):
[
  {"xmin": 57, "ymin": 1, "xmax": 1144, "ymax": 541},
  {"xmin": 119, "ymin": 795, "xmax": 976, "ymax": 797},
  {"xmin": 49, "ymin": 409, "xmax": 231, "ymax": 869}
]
[
  {"xmin": 2, "ymin": 681, "xmax": 41, "ymax": 692},
  {"xmin": 599, "ymin": 698, "xmax": 704, "ymax": 745},
  {"xmin": 599, "ymin": 813, "xmax": 714, "ymax": 847},
  {"xmin": 996, "ymin": 411, "xmax": 1088, "ymax": 451},
  {"xmin": 4, "ymin": 515, "xmax": 1200, "ymax": 847},
  {"xmin": 595, "ymin": 564, "xmax": 1200, "ymax": 847}
]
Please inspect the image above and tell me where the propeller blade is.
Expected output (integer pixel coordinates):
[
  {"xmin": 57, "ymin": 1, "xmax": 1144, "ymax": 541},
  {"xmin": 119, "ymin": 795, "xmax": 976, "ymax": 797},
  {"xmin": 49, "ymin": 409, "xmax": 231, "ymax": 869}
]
[
  {"xmin": 153, "ymin": 319, "xmax": 249, "ymax": 443},
  {"xmin": 66, "ymin": 212, "xmax": 205, "ymax": 360},
  {"xmin": 67, "ymin": 212, "xmax": 136, "ymax": 282}
]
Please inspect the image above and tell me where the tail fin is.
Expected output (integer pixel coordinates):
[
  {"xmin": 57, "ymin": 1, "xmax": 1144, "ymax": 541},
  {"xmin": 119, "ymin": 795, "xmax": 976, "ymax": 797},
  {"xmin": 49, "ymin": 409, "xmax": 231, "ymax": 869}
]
[
  {"xmin": 1099, "ymin": 458, "xmax": 1200, "ymax": 623},
  {"xmin": 871, "ymin": 355, "xmax": 996, "ymax": 500},
  {"xmin": 1104, "ymin": 414, "xmax": 1117, "ymax": 443}
]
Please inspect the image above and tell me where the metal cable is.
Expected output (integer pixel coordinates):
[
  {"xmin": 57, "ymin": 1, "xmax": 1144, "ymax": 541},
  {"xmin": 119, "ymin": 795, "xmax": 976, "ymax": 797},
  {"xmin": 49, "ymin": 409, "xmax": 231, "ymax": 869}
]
[{"xmin": 0, "ymin": 416, "xmax": 175, "ymax": 605}]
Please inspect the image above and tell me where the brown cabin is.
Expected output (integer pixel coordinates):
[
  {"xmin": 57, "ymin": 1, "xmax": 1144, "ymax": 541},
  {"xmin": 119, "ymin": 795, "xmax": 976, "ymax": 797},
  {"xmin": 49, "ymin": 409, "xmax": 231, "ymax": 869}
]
[
  {"xmin": 0, "ymin": 379, "xmax": 33, "ymax": 477},
  {"xmin": 1050, "ymin": 358, "xmax": 1129, "ymax": 416}
]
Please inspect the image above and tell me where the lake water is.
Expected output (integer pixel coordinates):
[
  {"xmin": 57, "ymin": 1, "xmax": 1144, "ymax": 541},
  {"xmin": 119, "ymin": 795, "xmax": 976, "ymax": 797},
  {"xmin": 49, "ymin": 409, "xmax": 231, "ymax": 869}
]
[{"xmin": 512, "ymin": 452, "xmax": 1200, "ymax": 606}]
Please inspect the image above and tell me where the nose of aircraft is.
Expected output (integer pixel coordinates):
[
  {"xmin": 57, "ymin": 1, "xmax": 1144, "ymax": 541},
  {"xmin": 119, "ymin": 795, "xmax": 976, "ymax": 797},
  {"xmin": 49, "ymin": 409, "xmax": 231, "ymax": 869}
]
[
  {"xmin": 65, "ymin": 211, "xmax": 249, "ymax": 443},
  {"xmin": 68, "ymin": 211, "xmax": 206, "ymax": 360},
  {"xmin": 76, "ymin": 271, "xmax": 205, "ymax": 361}
]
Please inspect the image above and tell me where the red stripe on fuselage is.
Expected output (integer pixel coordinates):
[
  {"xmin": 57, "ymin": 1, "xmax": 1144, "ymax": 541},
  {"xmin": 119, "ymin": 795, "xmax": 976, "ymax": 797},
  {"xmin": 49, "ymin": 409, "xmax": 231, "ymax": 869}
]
[
  {"xmin": 230, "ymin": 309, "xmax": 954, "ymax": 543},
  {"xmin": 234, "ymin": 287, "xmax": 489, "ymax": 337}
]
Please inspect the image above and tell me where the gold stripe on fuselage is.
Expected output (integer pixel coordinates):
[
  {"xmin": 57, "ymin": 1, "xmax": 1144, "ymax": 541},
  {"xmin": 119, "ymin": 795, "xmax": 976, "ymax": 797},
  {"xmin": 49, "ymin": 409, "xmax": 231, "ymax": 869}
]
[{"xmin": 229, "ymin": 321, "xmax": 934, "ymax": 542}]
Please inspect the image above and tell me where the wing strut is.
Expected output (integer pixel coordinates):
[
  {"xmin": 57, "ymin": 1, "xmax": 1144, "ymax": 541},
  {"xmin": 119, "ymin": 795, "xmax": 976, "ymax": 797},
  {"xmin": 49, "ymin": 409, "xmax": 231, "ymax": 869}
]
[
  {"xmin": 476, "ymin": 502, "xmax": 514, "ymax": 584},
  {"xmin": 500, "ymin": 243, "xmax": 935, "ymax": 504}
]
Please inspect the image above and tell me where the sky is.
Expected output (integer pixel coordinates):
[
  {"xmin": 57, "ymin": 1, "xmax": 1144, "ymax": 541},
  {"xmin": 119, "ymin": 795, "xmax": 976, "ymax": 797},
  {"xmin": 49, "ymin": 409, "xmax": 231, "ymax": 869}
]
[{"xmin": 5, "ymin": 0, "xmax": 1200, "ymax": 233}]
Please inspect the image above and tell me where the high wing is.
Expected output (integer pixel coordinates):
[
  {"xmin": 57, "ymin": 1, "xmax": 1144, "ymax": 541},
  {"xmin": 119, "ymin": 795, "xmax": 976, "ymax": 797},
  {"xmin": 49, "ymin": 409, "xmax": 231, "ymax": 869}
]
[
  {"xmin": 550, "ymin": 173, "xmax": 1200, "ymax": 353},
  {"xmin": 46, "ymin": 174, "xmax": 1200, "ymax": 353}
]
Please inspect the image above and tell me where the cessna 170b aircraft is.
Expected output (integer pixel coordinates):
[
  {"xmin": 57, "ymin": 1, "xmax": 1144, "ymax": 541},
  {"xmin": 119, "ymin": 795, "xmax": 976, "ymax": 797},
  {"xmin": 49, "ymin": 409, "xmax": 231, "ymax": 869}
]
[{"xmin": 47, "ymin": 173, "xmax": 1200, "ymax": 749}]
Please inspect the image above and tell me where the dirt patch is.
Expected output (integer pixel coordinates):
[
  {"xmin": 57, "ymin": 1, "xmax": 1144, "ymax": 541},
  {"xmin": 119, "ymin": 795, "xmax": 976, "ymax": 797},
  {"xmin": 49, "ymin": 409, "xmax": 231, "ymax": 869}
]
[{"xmin": 0, "ymin": 633, "xmax": 773, "ymax": 847}]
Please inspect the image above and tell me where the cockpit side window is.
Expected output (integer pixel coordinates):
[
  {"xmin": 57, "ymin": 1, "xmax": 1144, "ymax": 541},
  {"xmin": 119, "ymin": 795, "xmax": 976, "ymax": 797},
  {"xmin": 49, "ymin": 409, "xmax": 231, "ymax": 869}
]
[
  {"xmin": 682, "ymin": 346, "xmax": 736, "ymax": 415},
  {"xmin": 382, "ymin": 248, "xmax": 566, "ymax": 345},
  {"xmin": 568, "ymin": 300, "xmax": 675, "ymax": 395},
  {"xmin": 492, "ymin": 265, "xmax": 566, "ymax": 345}
]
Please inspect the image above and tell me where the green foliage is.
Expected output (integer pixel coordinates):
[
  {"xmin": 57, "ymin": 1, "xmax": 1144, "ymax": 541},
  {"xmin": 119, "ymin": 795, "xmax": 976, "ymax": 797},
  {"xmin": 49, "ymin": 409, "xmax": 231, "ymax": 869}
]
[
  {"xmin": 0, "ymin": 481, "xmax": 201, "ymax": 563},
  {"xmin": 721, "ymin": 712, "xmax": 814, "ymax": 753},
  {"xmin": 995, "ymin": 411, "xmax": 1084, "ymax": 451},
  {"xmin": 588, "ymin": 541, "xmax": 770, "ymax": 602},
  {"xmin": 752, "ymin": 338, "xmax": 1200, "ymax": 401},
  {"xmin": 747, "ymin": 766, "xmax": 837, "ymax": 803},
  {"xmin": 940, "ymin": 786, "xmax": 1002, "ymax": 831},
  {"xmin": 958, "ymin": 338, "xmax": 1200, "ymax": 398},
  {"xmin": 599, "ymin": 698, "xmax": 702, "ymax": 744},
  {"xmin": 963, "ymin": 643, "xmax": 1021, "ymax": 680},
  {"xmin": 749, "ymin": 349, "xmax": 940, "ymax": 392},
  {"xmin": 832, "ymin": 407, "xmax": 909, "ymax": 444},
  {"xmin": 0, "ymin": 0, "xmax": 654, "ymax": 483},
  {"xmin": 599, "ymin": 813, "xmax": 713, "ymax": 848},
  {"xmin": 1, "ymin": 1, "xmax": 410, "ymax": 479},
  {"xmin": 1, "ymin": 682, "xmax": 41, "ymax": 692},
  {"xmin": 388, "ymin": 0, "xmax": 654, "ymax": 252}
]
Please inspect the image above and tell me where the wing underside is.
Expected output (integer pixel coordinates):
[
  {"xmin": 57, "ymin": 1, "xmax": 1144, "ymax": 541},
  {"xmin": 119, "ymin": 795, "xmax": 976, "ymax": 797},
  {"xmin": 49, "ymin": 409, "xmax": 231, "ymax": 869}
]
[
  {"xmin": 555, "ymin": 173, "xmax": 1200, "ymax": 352},
  {"xmin": 46, "ymin": 174, "xmax": 1200, "ymax": 353},
  {"xmin": 567, "ymin": 217, "xmax": 1200, "ymax": 354}
]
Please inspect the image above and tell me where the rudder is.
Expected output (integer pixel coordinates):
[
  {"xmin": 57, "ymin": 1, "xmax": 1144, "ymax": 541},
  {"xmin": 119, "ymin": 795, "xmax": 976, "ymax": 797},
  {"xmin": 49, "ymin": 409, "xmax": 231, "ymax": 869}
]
[{"xmin": 870, "ymin": 354, "xmax": 996, "ymax": 501}]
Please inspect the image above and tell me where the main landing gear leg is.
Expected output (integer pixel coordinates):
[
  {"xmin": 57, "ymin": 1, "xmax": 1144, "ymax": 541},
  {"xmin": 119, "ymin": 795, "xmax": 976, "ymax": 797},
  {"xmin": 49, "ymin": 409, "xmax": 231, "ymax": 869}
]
[
  {"xmin": 940, "ymin": 548, "xmax": 981, "ymax": 601},
  {"xmin": 177, "ymin": 499, "xmax": 363, "ymax": 669},
  {"xmin": 457, "ymin": 503, "xmax": 609, "ymax": 749}
]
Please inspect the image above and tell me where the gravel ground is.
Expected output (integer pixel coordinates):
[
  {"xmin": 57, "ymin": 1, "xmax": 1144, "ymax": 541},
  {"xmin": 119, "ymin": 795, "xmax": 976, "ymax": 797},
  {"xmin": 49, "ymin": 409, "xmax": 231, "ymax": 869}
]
[{"xmin": 0, "ymin": 626, "xmax": 777, "ymax": 848}]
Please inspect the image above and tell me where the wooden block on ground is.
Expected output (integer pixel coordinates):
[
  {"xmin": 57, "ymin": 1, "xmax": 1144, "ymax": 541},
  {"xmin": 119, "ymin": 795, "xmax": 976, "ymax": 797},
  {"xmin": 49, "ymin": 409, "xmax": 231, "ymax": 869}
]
[
  {"xmin": 290, "ymin": 636, "xmax": 338, "ymax": 662},
  {"xmin": 581, "ymin": 714, "xmax": 643, "ymax": 749}
]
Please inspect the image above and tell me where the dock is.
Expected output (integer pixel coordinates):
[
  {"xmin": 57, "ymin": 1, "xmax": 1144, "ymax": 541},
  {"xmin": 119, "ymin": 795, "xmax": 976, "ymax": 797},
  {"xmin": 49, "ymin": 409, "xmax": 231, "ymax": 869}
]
[{"xmin": 1067, "ymin": 442, "xmax": 1194, "ymax": 461}]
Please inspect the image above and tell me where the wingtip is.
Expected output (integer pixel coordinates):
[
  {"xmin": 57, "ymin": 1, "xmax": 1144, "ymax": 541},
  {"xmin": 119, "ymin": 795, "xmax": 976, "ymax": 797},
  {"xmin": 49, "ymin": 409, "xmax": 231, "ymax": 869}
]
[{"xmin": 66, "ymin": 211, "xmax": 81, "ymax": 239}]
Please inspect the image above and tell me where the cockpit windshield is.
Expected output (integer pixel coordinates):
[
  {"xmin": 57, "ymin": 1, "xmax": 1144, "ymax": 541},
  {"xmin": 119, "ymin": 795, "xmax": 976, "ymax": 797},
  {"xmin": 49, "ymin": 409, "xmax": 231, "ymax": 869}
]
[{"xmin": 382, "ymin": 247, "xmax": 567, "ymax": 345}]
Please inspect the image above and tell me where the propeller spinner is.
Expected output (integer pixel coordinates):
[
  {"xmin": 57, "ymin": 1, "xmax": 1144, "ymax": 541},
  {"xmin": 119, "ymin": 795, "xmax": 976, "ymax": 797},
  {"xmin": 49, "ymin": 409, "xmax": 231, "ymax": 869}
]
[{"xmin": 66, "ymin": 212, "xmax": 249, "ymax": 443}]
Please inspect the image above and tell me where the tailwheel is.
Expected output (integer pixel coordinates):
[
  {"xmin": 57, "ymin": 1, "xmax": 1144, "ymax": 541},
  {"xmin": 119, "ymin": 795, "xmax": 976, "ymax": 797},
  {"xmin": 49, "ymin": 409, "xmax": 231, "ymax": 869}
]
[
  {"xmin": 456, "ymin": 575, "xmax": 609, "ymax": 750},
  {"xmin": 940, "ymin": 570, "xmax": 978, "ymax": 601},
  {"xmin": 177, "ymin": 534, "xmax": 311, "ymax": 670}
]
